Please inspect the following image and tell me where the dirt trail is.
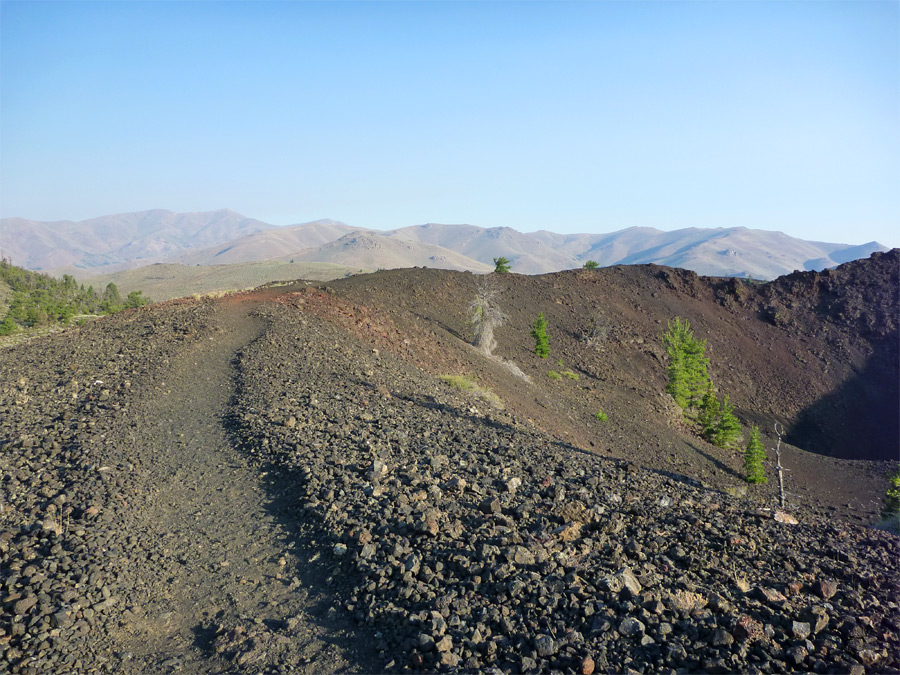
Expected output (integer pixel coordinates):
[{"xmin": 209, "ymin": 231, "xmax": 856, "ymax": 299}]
[{"xmin": 103, "ymin": 298, "xmax": 373, "ymax": 673}]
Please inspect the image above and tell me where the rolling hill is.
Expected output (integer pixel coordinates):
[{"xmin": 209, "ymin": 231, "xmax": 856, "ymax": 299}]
[
  {"xmin": 174, "ymin": 220, "xmax": 365, "ymax": 266},
  {"xmin": 287, "ymin": 231, "xmax": 493, "ymax": 272},
  {"xmin": 388, "ymin": 223, "xmax": 888, "ymax": 278},
  {"xmin": 1, "ymin": 209, "xmax": 888, "ymax": 280},
  {"xmin": 1, "ymin": 209, "xmax": 277, "ymax": 270}
]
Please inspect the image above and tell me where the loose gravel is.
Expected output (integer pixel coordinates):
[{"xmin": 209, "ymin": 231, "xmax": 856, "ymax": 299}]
[
  {"xmin": 232, "ymin": 301, "xmax": 899, "ymax": 674},
  {"xmin": 1, "ymin": 277, "xmax": 897, "ymax": 674}
]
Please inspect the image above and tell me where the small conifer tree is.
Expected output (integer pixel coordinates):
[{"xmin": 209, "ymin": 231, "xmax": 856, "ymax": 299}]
[
  {"xmin": 665, "ymin": 347, "xmax": 689, "ymax": 408},
  {"xmin": 493, "ymin": 257, "xmax": 511, "ymax": 274},
  {"xmin": 583, "ymin": 260, "xmax": 599, "ymax": 269},
  {"xmin": 100, "ymin": 282, "xmax": 123, "ymax": 313},
  {"xmin": 683, "ymin": 336, "xmax": 710, "ymax": 409},
  {"xmin": 712, "ymin": 395, "xmax": 742, "ymax": 449},
  {"xmin": 531, "ymin": 313, "xmax": 550, "ymax": 358},
  {"xmin": 744, "ymin": 426, "xmax": 767, "ymax": 484},
  {"xmin": 661, "ymin": 318, "xmax": 710, "ymax": 411},
  {"xmin": 698, "ymin": 382, "xmax": 720, "ymax": 441},
  {"xmin": 124, "ymin": 290, "xmax": 151, "ymax": 309}
]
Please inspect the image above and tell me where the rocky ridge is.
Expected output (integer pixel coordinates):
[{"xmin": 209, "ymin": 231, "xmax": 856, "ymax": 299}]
[
  {"xmin": 229, "ymin": 300, "xmax": 899, "ymax": 674},
  {"xmin": 0, "ymin": 258, "xmax": 897, "ymax": 674}
]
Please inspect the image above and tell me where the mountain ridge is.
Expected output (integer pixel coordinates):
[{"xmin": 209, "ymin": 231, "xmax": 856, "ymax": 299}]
[{"xmin": 1, "ymin": 209, "xmax": 888, "ymax": 280}]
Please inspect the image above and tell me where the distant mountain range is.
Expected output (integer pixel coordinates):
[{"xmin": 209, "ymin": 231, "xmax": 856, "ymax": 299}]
[
  {"xmin": 2, "ymin": 209, "xmax": 271, "ymax": 270},
  {"xmin": 1, "ymin": 209, "xmax": 889, "ymax": 280}
]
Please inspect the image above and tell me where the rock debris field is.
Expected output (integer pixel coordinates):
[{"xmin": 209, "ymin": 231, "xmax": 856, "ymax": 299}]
[{"xmin": 1, "ymin": 274, "xmax": 898, "ymax": 674}]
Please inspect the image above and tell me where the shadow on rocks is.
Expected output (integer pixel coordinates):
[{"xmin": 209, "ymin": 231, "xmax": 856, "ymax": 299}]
[{"xmin": 688, "ymin": 442, "xmax": 744, "ymax": 481}]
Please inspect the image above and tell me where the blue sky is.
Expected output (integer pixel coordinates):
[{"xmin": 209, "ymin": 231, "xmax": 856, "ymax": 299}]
[{"xmin": 1, "ymin": 1, "xmax": 897, "ymax": 246}]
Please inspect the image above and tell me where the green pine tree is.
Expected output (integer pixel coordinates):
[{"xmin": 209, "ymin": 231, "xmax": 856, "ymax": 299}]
[
  {"xmin": 493, "ymin": 257, "xmax": 511, "ymax": 274},
  {"xmin": 124, "ymin": 290, "xmax": 151, "ymax": 309},
  {"xmin": 662, "ymin": 318, "xmax": 689, "ymax": 407},
  {"xmin": 743, "ymin": 426, "xmax": 768, "ymax": 484},
  {"xmin": 101, "ymin": 282, "xmax": 123, "ymax": 313},
  {"xmin": 698, "ymin": 382, "xmax": 721, "ymax": 441},
  {"xmin": 683, "ymin": 335, "xmax": 710, "ymax": 409},
  {"xmin": 531, "ymin": 312, "xmax": 550, "ymax": 358},
  {"xmin": 661, "ymin": 318, "xmax": 710, "ymax": 412},
  {"xmin": 713, "ymin": 395, "xmax": 742, "ymax": 449},
  {"xmin": 664, "ymin": 348, "xmax": 688, "ymax": 408}
]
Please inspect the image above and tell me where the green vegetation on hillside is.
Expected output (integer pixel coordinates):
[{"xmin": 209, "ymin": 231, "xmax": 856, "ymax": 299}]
[
  {"xmin": 697, "ymin": 382, "xmax": 721, "ymax": 438},
  {"xmin": 0, "ymin": 259, "xmax": 151, "ymax": 335},
  {"xmin": 530, "ymin": 312, "xmax": 550, "ymax": 358},
  {"xmin": 661, "ymin": 317, "xmax": 743, "ymax": 449},
  {"xmin": 661, "ymin": 318, "xmax": 709, "ymax": 410}
]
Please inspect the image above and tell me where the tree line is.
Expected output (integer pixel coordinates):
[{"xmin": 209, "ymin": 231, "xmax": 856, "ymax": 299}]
[{"xmin": 0, "ymin": 259, "xmax": 151, "ymax": 335}]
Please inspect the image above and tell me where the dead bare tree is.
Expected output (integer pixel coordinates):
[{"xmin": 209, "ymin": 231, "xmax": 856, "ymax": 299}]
[
  {"xmin": 773, "ymin": 421, "xmax": 787, "ymax": 508},
  {"xmin": 579, "ymin": 313, "xmax": 611, "ymax": 347},
  {"xmin": 469, "ymin": 275, "xmax": 507, "ymax": 357}
]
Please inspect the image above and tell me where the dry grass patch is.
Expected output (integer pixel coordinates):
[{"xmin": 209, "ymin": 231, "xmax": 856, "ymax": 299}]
[{"xmin": 440, "ymin": 374, "xmax": 504, "ymax": 410}]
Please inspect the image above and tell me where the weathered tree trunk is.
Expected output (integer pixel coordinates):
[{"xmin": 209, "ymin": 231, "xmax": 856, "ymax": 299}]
[
  {"xmin": 470, "ymin": 275, "xmax": 506, "ymax": 358},
  {"xmin": 773, "ymin": 422, "xmax": 786, "ymax": 509}
]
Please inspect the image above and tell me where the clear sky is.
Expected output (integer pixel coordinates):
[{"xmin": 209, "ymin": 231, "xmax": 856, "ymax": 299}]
[{"xmin": 1, "ymin": 1, "xmax": 897, "ymax": 246}]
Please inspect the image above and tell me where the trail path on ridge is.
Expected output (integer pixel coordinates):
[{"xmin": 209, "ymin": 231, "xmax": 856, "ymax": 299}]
[{"xmin": 101, "ymin": 296, "xmax": 375, "ymax": 674}]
